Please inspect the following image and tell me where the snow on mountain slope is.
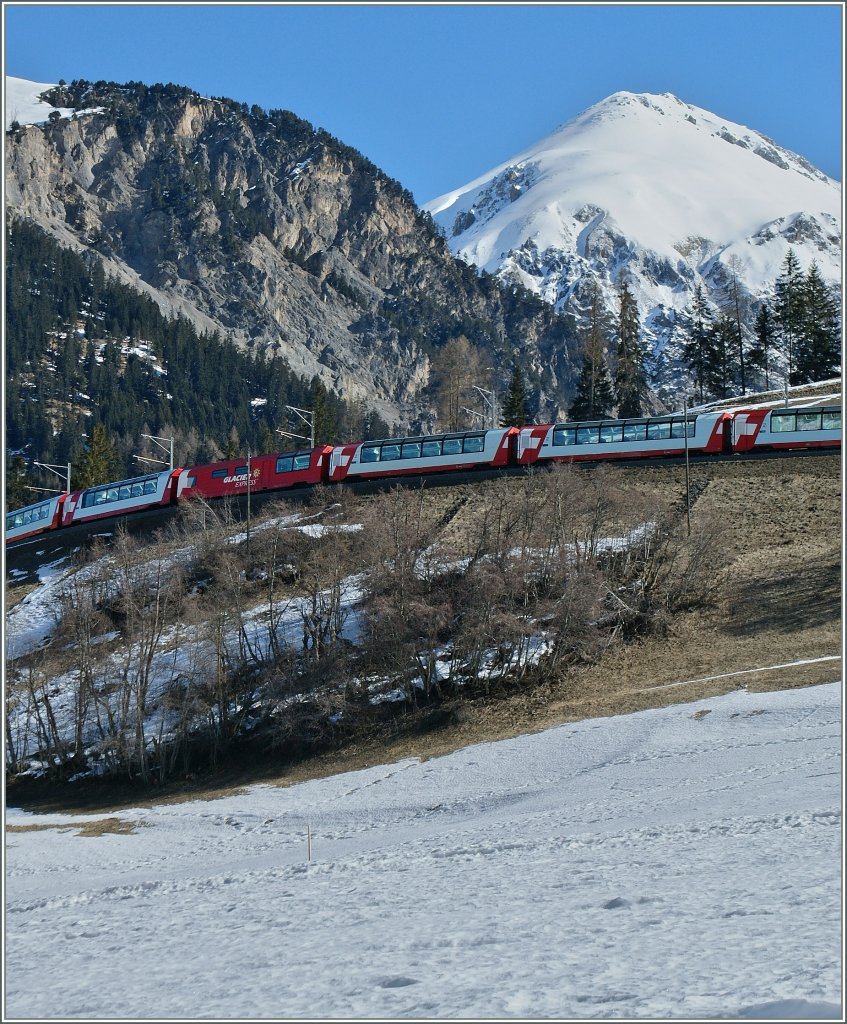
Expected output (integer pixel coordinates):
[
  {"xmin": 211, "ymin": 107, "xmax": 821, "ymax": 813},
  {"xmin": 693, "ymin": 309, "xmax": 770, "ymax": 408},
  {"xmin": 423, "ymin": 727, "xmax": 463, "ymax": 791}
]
[
  {"xmin": 425, "ymin": 92, "xmax": 842, "ymax": 394},
  {"xmin": 4, "ymin": 76, "xmax": 77, "ymax": 128}
]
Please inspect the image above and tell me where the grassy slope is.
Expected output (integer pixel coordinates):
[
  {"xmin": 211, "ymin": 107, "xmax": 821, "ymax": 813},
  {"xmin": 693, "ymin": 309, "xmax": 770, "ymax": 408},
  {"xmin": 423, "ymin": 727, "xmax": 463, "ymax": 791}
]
[{"xmin": 5, "ymin": 452, "xmax": 840, "ymax": 811}]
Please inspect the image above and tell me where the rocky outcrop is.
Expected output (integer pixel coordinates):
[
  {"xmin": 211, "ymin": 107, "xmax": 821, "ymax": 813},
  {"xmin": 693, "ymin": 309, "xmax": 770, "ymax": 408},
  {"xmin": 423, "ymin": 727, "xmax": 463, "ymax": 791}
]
[{"xmin": 5, "ymin": 81, "xmax": 579, "ymax": 426}]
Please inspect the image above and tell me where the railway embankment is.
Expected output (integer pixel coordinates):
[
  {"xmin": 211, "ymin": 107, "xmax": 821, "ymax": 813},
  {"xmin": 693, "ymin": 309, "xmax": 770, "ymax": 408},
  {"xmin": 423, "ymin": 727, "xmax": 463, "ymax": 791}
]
[{"xmin": 4, "ymin": 453, "xmax": 840, "ymax": 811}]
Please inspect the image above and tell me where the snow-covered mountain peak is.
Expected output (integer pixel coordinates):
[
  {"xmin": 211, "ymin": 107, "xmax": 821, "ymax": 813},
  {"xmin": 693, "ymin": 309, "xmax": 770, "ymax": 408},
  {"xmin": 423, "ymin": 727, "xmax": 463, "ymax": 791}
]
[{"xmin": 424, "ymin": 90, "xmax": 841, "ymax": 401}]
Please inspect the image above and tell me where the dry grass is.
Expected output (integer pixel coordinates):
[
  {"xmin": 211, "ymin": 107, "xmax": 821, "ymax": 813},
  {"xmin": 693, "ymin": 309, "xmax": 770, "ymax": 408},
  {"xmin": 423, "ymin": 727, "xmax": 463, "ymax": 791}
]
[
  {"xmin": 7, "ymin": 816, "xmax": 144, "ymax": 837},
  {"xmin": 6, "ymin": 453, "xmax": 841, "ymax": 812}
]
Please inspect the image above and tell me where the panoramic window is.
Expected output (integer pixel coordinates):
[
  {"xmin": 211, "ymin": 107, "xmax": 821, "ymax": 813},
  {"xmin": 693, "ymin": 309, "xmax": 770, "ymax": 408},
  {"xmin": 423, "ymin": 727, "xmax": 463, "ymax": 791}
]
[
  {"xmin": 796, "ymin": 412, "xmax": 823, "ymax": 431},
  {"xmin": 671, "ymin": 420, "xmax": 695, "ymax": 438},
  {"xmin": 360, "ymin": 446, "xmax": 380, "ymax": 463},
  {"xmin": 131, "ymin": 482, "xmax": 145, "ymax": 497},
  {"xmin": 576, "ymin": 426, "xmax": 600, "ymax": 444},
  {"xmin": 275, "ymin": 456, "xmax": 294, "ymax": 474},
  {"xmin": 143, "ymin": 479, "xmax": 157, "ymax": 495},
  {"xmin": 623, "ymin": 423, "xmax": 647, "ymax": 442},
  {"xmin": 381, "ymin": 444, "xmax": 401, "ymax": 461},
  {"xmin": 421, "ymin": 440, "xmax": 442, "ymax": 457},
  {"xmin": 822, "ymin": 410, "xmax": 841, "ymax": 430},
  {"xmin": 646, "ymin": 421, "xmax": 672, "ymax": 440},
  {"xmin": 770, "ymin": 412, "xmax": 796, "ymax": 432},
  {"xmin": 442, "ymin": 438, "xmax": 463, "ymax": 456},
  {"xmin": 552, "ymin": 427, "xmax": 576, "ymax": 447},
  {"xmin": 463, "ymin": 435, "xmax": 485, "ymax": 453},
  {"xmin": 401, "ymin": 442, "xmax": 422, "ymax": 459},
  {"xmin": 599, "ymin": 424, "xmax": 623, "ymax": 443},
  {"xmin": 293, "ymin": 454, "xmax": 311, "ymax": 471}
]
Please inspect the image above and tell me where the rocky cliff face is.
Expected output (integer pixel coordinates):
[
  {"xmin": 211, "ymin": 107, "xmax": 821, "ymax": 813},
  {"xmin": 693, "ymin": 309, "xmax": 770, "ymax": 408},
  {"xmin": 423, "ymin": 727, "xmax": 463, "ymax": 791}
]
[{"xmin": 5, "ymin": 81, "xmax": 578, "ymax": 426}]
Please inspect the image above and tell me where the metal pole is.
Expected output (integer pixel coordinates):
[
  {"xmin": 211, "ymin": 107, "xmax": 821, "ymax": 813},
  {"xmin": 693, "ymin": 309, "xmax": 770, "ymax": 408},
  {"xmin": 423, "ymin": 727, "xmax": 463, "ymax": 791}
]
[
  {"xmin": 246, "ymin": 448, "xmax": 251, "ymax": 556},
  {"xmin": 169, "ymin": 437, "xmax": 174, "ymax": 471},
  {"xmin": 683, "ymin": 397, "xmax": 691, "ymax": 537},
  {"xmin": 66, "ymin": 463, "xmax": 72, "ymax": 492}
]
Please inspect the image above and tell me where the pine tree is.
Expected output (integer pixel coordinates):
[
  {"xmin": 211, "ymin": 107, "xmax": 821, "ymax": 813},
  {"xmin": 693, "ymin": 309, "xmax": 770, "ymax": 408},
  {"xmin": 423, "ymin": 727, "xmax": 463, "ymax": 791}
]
[
  {"xmin": 311, "ymin": 376, "xmax": 338, "ymax": 446},
  {"xmin": 704, "ymin": 315, "xmax": 735, "ymax": 400},
  {"xmin": 5, "ymin": 456, "xmax": 31, "ymax": 512},
  {"xmin": 723, "ymin": 255, "xmax": 749, "ymax": 394},
  {"xmin": 749, "ymin": 302, "xmax": 775, "ymax": 390},
  {"xmin": 75, "ymin": 423, "xmax": 119, "ymax": 488},
  {"xmin": 568, "ymin": 281, "xmax": 614, "ymax": 420},
  {"xmin": 682, "ymin": 285, "xmax": 714, "ymax": 404},
  {"xmin": 614, "ymin": 278, "xmax": 648, "ymax": 417},
  {"xmin": 794, "ymin": 261, "xmax": 841, "ymax": 383},
  {"xmin": 773, "ymin": 248, "xmax": 805, "ymax": 382},
  {"xmin": 500, "ymin": 364, "xmax": 528, "ymax": 426}
]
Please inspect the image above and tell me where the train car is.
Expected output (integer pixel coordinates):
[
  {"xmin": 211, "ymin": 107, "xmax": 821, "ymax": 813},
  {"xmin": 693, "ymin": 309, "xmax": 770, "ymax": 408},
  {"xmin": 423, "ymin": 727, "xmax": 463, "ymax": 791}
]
[
  {"xmin": 729, "ymin": 405, "xmax": 841, "ymax": 452},
  {"xmin": 176, "ymin": 455, "xmax": 271, "ymax": 500},
  {"xmin": 176, "ymin": 446, "xmax": 333, "ymax": 500},
  {"xmin": 60, "ymin": 469, "xmax": 182, "ymax": 527},
  {"xmin": 5, "ymin": 493, "xmax": 68, "ymax": 543},
  {"xmin": 517, "ymin": 411, "xmax": 731, "ymax": 466},
  {"xmin": 327, "ymin": 428, "xmax": 518, "ymax": 483}
]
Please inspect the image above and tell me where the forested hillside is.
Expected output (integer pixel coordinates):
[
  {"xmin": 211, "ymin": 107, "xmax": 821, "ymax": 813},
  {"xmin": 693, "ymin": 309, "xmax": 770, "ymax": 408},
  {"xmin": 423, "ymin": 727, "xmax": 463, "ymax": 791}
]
[
  {"xmin": 5, "ymin": 78, "xmax": 579, "ymax": 435},
  {"xmin": 5, "ymin": 218, "xmax": 390, "ymax": 501}
]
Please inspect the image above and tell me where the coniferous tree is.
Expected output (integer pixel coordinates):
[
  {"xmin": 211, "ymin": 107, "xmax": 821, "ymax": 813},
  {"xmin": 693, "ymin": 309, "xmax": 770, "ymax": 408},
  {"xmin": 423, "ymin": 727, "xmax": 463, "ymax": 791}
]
[
  {"xmin": 5, "ymin": 456, "xmax": 31, "ymax": 512},
  {"xmin": 794, "ymin": 261, "xmax": 841, "ymax": 383},
  {"xmin": 773, "ymin": 247, "xmax": 805, "ymax": 382},
  {"xmin": 614, "ymin": 278, "xmax": 648, "ymax": 417},
  {"xmin": 682, "ymin": 285, "xmax": 714, "ymax": 404},
  {"xmin": 704, "ymin": 314, "xmax": 735, "ymax": 400},
  {"xmin": 723, "ymin": 255, "xmax": 749, "ymax": 394},
  {"xmin": 500, "ymin": 364, "xmax": 528, "ymax": 426},
  {"xmin": 749, "ymin": 302, "xmax": 775, "ymax": 390},
  {"xmin": 568, "ymin": 281, "xmax": 615, "ymax": 421},
  {"xmin": 75, "ymin": 423, "xmax": 119, "ymax": 488}
]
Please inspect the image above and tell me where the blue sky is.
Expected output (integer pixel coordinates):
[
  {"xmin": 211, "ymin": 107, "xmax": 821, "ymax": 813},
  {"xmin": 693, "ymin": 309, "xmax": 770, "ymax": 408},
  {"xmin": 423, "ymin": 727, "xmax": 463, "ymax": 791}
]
[{"xmin": 4, "ymin": 3, "xmax": 843, "ymax": 201}]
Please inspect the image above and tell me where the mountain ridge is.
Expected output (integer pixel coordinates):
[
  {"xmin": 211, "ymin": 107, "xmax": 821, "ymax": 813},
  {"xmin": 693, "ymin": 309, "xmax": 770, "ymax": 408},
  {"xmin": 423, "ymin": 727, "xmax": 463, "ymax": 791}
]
[{"xmin": 424, "ymin": 90, "xmax": 841, "ymax": 401}]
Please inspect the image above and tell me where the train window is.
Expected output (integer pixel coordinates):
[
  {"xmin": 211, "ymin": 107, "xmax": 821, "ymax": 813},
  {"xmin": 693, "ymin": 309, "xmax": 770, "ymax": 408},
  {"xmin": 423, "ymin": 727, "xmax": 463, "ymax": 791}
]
[
  {"xmin": 553, "ymin": 427, "xmax": 576, "ymax": 446},
  {"xmin": 118, "ymin": 485, "xmax": 131, "ymax": 500},
  {"xmin": 463, "ymin": 435, "xmax": 485, "ymax": 453},
  {"xmin": 143, "ymin": 480, "xmax": 157, "ymax": 495},
  {"xmin": 442, "ymin": 438, "xmax": 463, "ymax": 456},
  {"xmin": 360, "ymin": 446, "xmax": 380, "ymax": 463},
  {"xmin": 401, "ymin": 442, "xmax": 422, "ymax": 459},
  {"xmin": 382, "ymin": 444, "xmax": 401, "ymax": 461},
  {"xmin": 421, "ymin": 440, "xmax": 442, "ymax": 457},
  {"xmin": 106, "ymin": 487, "xmax": 119, "ymax": 501},
  {"xmin": 94, "ymin": 490, "xmax": 108, "ymax": 505},
  {"xmin": 623, "ymin": 423, "xmax": 647, "ymax": 441},
  {"xmin": 671, "ymin": 420, "xmax": 695, "ymax": 438},
  {"xmin": 796, "ymin": 412, "xmax": 822, "ymax": 431},
  {"xmin": 822, "ymin": 410, "xmax": 841, "ymax": 430},
  {"xmin": 647, "ymin": 422, "xmax": 671, "ymax": 440},
  {"xmin": 211, "ymin": 468, "xmax": 228, "ymax": 478},
  {"xmin": 275, "ymin": 456, "xmax": 293, "ymax": 474},
  {"xmin": 599, "ymin": 425, "xmax": 623, "ymax": 443},
  {"xmin": 576, "ymin": 426, "xmax": 600, "ymax": 444},
  {"xmin": 293, "ymin": 454, "xmax": 311, "ymax": 470},
  {"xmin": 770, "ymin": 412, "xmax": 795, "ymax": 432},
  {"xmin": 131, "ymin": 482, "xmax": 144, "ymax": 497},
  {"xmin": 12, "ymin": 513, "xmax": 23, "ymax": 527},
  {"xmin": 233, "ymin": 466, "xmax": 248, "ymax": 477}
]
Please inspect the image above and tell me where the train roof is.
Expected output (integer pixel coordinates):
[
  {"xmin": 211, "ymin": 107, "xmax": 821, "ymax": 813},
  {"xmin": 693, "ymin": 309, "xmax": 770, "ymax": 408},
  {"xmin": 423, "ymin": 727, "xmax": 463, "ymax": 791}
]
[{"xmin": 359, "ymin": 429, "xmax": 491, "ymax": 446}]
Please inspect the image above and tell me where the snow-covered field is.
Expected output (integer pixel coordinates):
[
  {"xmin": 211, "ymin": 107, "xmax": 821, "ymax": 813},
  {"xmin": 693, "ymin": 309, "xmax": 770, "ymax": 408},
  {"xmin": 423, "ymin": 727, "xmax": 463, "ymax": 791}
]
[{"xmin": 5, "ymin": 682, "xmax": 841, "ymax": 1020}]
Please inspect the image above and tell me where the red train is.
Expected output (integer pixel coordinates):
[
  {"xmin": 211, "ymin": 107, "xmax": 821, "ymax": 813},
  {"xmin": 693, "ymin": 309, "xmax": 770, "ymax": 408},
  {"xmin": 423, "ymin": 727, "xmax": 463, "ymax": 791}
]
[{"xmin": 6, "ymin": 406, "xmax": 840, "ymax": 545}]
